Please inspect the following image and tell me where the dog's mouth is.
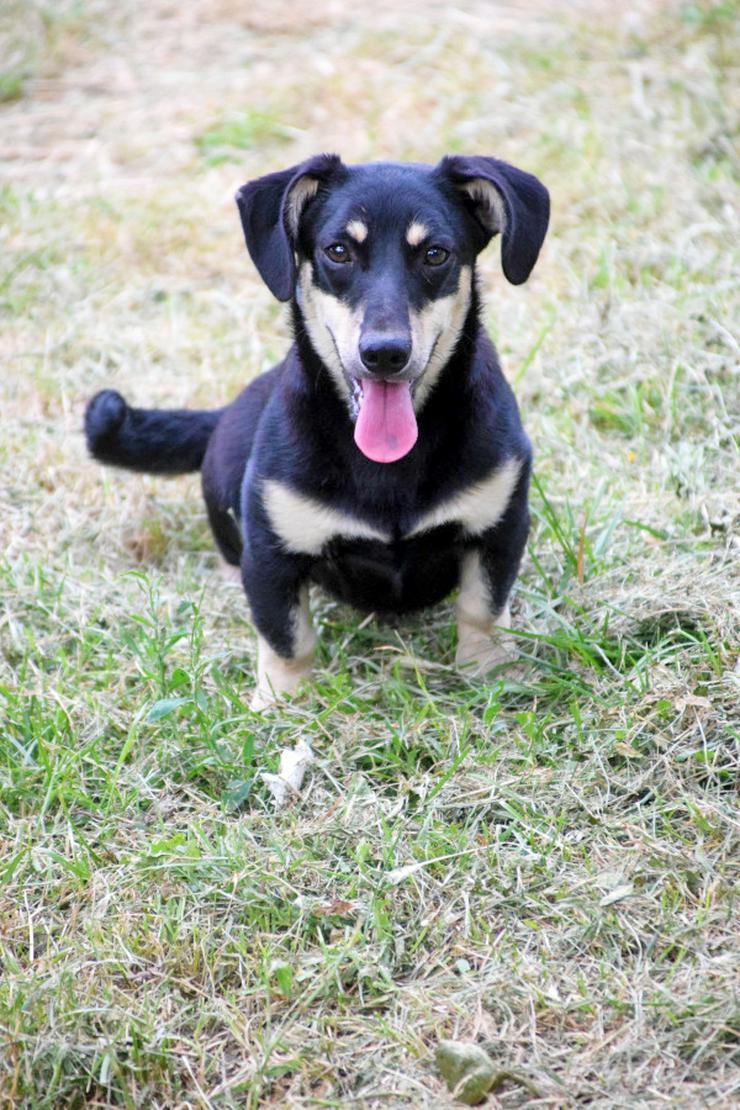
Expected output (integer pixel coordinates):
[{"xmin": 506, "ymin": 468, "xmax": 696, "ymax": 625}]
[{"xmin": 350, "ymin": 378, "xmax": 418, "ymax": 464}]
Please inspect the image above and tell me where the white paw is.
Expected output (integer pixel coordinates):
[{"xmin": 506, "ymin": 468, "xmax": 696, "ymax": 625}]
[
  {"xmin": 220, "ymin": 560, "xmax": 242, "ymax": 585},
  {"xmin": 455, "ymin": 622, "xmax": 518, "ymax": 678},
  {"xmin": 250, "ymin": 684, "xmax": 278, "ymax": 712},
  {"xmin": 250, "ymin": 635, "xmax": 314, "ymax": 712}
]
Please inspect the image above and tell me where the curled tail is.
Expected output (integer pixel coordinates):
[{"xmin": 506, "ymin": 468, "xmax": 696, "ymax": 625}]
[{"xmin": 85, "ymin": 389, "xmax": 223, "ymax": 474}]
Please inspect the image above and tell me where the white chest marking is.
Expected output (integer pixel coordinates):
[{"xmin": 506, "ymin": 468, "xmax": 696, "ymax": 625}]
[
  {"xmin": 262, "ymin": 479, "xmax": 390, "ymax": 555},
  {"xmin": 408, "ymin": 457, "xmax": 522, "ymax": 538}
]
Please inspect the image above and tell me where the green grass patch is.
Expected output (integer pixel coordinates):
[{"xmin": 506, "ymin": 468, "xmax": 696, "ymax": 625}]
[{"xmin": 196, "ymin": 111, "xmax": 296, "ymax": 166}]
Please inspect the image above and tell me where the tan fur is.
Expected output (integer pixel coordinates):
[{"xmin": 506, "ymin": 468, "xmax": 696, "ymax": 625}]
[
  {"xmin": 456, "ymin": 178, "xmax": 507, "ymax": 234},
  {"xmin": 251, "ymin": 636, "xmax": 314, "ymax": 711},
  {"xmin": 346, "ymin": 219, "xmax": 368, "ymax": 243},
  {"xmin": 455, "ymin": 550, "xmax": 516, "ymax": 675},
  {"xmin": 408, "ymin": 456, "xmax": 521, "ymax": 537},
  {"xmin": 405, "ymin": 220, "xmax": 429, "ymax": 247},
  {"xmin": 251, "ymin": 587, "xmax": 316, "ymax": 710},
  {"xmin": 285, "ymin": 177, "xmax": 320, "ymax": 236},
  {"xmin": 262, "ymin": 478, "xmax": 390, "ymax": 554},
  {"xmin": 297, "ymin": 263, "xmax": 359, "ymax": 401},
  {"xmin": 410, "ymin": 265, "xmax": 472, "ymax": 411}
]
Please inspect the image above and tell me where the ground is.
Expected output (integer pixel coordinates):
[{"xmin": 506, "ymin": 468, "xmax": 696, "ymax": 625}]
[{"xmin": 0, "ymin": 1, "xmax": 738, "ymax": 1107}]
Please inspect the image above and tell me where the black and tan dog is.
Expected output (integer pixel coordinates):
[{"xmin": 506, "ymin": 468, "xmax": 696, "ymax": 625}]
[{"xmin": 85, "ymin": 154, "xmax": 549, "ymax": 708}]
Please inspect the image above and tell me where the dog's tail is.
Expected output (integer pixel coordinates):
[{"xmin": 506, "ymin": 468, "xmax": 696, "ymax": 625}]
[{"xmin": 85, "ymin": 389, "xmax": 223, "ymax": 474}]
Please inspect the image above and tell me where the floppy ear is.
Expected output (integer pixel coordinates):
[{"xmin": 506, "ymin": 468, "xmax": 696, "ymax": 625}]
[
  {"xmin": 437, "ymin": 155, "xmax": 550, "ymax": 285},
  {"xmin": 235, "ymin": 153, "xmax": 344, "ymax": 301}
]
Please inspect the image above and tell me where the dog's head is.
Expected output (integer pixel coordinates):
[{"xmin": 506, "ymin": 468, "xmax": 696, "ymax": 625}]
[{"xmin": 236, "ymin": 155, "xmax": 549, "ymax": 462}]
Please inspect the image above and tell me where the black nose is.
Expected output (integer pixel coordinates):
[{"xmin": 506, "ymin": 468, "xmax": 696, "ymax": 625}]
[{"xmin": 359, "ymin": 336, "xmax": 411, "ymax": 375}]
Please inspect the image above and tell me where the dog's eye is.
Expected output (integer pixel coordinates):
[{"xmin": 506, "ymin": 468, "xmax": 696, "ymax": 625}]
[
  {"xmin": 424, "ymin": 246, "xmax": 450, "ymax": 267},
  {"xmin": 325, "ymin": 243, "xmax": 351, "ymax": 264}
]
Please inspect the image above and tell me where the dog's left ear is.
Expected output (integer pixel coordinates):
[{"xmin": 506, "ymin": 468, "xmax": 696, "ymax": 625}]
[
  {"xmin": 235, "ymin": 153, "xmax": 344, "ymax": 301},
  {"xmin": 437, "ymin": 155, "xmax": 550, "ymax": 285}
]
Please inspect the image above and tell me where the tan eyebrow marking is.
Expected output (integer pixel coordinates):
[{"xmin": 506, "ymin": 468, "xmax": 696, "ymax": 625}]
[
  {"xmin": 406, "ymin": 220, "xmax": 429, "ymax": 247},
  {"xmin": 345, "ymin": 219, "xmax": 368, "ymax": 243}
]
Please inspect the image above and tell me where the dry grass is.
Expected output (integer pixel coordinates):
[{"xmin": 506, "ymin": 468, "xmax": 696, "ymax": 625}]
[{"xmin": 1, "ymin": 1, "xmax": 739, "ymax": 1107}]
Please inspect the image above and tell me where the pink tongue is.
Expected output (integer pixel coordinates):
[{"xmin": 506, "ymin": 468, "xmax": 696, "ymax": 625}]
[{"xmin": 354, "ymin": 380, "xmax": 418, "ymax": 463}]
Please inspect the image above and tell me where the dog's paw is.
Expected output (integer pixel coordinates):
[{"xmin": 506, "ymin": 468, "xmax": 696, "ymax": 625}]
[
  {"xmin": 220, "ymin": 559, "xmax": 242, "ymax": 585},
  {"xmin": 249, "ymin": 671, "xmax": 310, "ymax": 713},
  {"xmin": 85, "ymin": 389, "xmax": 128, "ymax": 454},
  {"xmin": 250, "ymin": 685, "xmax": 279, "ymax": 712},
  {"xmin": 455, "ymin": 623, "xmax": 520, "ymax": 679},
  {"xmin": 251, "ymin": 637, "xmax": 314, "ymax": 712}
]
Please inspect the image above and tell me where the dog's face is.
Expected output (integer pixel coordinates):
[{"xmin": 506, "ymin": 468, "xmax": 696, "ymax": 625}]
[
  {"xmin": 295, "ymin": 164, "xmax": 479, "ymax": 425},
  {"xmin": 236, "ymin": 155, "xmax": 549, "ymax": 462}
]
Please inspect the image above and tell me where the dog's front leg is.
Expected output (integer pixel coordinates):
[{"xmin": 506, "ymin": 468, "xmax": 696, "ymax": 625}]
[
  {"xmin": 455, "ymin": 513, "xmax": 528, "ymax": 676},
  {"xmin": 455, "ymin": 549, "xmax": 515, "ymax": 675},
  {"xmin": 241, "ymin": 541, "xmax": 316, "ymax": 711}
]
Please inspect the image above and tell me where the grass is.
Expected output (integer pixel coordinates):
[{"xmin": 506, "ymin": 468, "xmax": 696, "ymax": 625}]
[{"xmin": 1, "ymin": 0, "xmax": 739, "ymax": 1106}]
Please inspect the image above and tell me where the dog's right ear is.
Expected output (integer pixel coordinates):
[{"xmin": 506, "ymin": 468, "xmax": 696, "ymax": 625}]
[{"xmin": 235, "ymin": 153, "xmax": 344, "ymax": 301}]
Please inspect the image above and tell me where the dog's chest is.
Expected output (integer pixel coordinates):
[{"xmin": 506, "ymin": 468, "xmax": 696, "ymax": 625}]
[
  {"xmin": 260, "ymin": 457, "xmax": 521, "ymax": 555},
  {"xmin": 312, "ymin": 528, "xmax": 461, "ymax": 613}
]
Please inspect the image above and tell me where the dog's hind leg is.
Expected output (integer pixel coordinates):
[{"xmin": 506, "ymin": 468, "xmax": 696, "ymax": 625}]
[{"xmin": 206, "ymin": 501, "xmax": 243, "ymax": 567}]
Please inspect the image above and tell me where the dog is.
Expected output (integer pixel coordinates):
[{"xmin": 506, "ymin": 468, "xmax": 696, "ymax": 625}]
[{"xmin": 85, "ymin": 154, "xmax": 549, "ymax": 709}]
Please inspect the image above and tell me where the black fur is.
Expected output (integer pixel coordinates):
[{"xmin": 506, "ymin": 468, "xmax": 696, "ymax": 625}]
[
  {"xmin": 85, "ymin": 154, "xmax": 549, "ymax": 699},
  {"xmin": 85, "ymin": 389, "xmax": 222, "ymax": 474}
]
